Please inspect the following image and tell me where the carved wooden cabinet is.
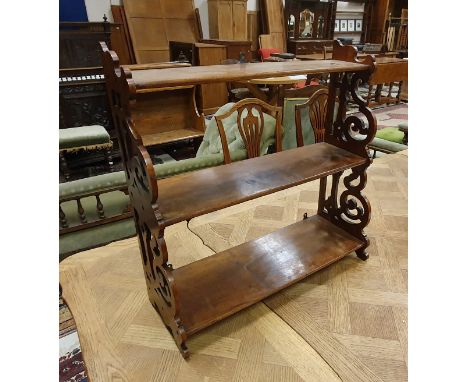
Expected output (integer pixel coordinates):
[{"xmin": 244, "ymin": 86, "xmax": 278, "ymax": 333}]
[
  {"xmin": 208, "ymin": 0, "xmax": 248, "ymax": 40},
  {"xmin": 103, "ymin": 40, "xmax": 377, "ymax": 358},
  {"xmin": 288, "ymin": 38, "xmax": 334, "ymax": 54},
  {"xmin": 285, "ymin": 0, "xmax": 336, "ymax": 54},
  {"xmin": 59, "ymin": 21, "xmax": 121, "ymax": 162}
]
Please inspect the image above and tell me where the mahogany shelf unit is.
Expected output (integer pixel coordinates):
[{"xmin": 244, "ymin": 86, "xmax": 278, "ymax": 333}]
[{"xmin": 102, "ymin": 40, "xmax": 377, "ymax": 358}]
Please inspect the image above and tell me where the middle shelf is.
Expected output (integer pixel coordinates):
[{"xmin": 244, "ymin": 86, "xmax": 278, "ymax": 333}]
[{"xmin": 157, "ymin": 143, "xmax": 366, "ymax": 226}]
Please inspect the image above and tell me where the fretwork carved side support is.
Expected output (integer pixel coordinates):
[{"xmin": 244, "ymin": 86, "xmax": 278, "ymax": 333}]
[
  {"xmin": 101, "ymin": 44, "xmax": 188, "ymax": 357},
  {"xmin": 319, "ymin": 42, "xmax": 377, "ymax": 261}
]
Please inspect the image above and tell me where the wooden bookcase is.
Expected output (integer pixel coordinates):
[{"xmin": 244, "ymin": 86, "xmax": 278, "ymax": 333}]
[{"xmin": 102, "ymin": 40, "xmax": 376, "ymax": 358}]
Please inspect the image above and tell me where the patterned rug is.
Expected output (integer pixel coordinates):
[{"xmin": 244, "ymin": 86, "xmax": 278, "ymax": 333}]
[
  {"xmin": 59, "ymin": 297, "xmax": 87, "ymax": 382},
  {"xmin": 348, "ymin": 102, "xmax": 407, "ymax": 129}
]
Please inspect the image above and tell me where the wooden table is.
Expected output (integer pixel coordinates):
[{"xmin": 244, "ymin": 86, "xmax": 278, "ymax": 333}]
[
  {"xmin": 60, "ymin": 151, "xmax": 408, "ymax": 381},
  {"xmin": 296, "ymin": 52, "xmax": 399, "ymax": 61},
  {"xmin": 238, "ymin": 75, "xmax": 307, "ymax": 105}
]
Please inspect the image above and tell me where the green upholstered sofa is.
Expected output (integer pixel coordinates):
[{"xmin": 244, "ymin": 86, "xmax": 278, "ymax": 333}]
[{"xmin": 59, "ymin": 103, "xmax": 281, "ymax": 259}]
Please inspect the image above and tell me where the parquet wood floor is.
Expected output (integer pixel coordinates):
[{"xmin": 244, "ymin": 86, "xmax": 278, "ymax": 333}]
[{"xmin": 60, "ymin": 151, "xmax": 407, "ymax": 382}]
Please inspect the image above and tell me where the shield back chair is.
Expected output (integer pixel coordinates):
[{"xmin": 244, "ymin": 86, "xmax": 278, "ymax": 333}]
[
  {"xmin": 294, "ymin": 87, "xmax": 329, "ymax": 146},
  {"xmin": 214, "ymin": 98, "xmax": 283, "ymax": 164}
]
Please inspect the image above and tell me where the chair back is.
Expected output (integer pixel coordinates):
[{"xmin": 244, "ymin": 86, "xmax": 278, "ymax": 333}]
[
  {"xmin": 294, "ymin": 88, "xmax": 329, "ymax": 146},
  {"xmin": 259, "ymin": 48, "xmax": 281, "ymax": 61},
  {"xmin": 214, "ymin": 98, "xmax": 283, "ymax": 164}
]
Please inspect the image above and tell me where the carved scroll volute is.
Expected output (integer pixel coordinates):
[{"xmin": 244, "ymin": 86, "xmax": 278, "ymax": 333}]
[
  {"xmin": 325, "ymin": 41, "xmax": 377, "ymax": 158},
  {"xmin": 318, "ymin": 41, "xmax": 376, "ymax": 260}
]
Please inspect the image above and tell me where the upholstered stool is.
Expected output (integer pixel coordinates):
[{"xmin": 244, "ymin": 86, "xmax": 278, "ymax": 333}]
[{"xmin": 59, "ymin": 125, "xmax": 113, "ymax": 181}]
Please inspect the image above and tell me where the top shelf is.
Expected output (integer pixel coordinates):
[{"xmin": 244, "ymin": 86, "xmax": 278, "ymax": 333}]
[
  {"xmin": 130, "ymin": 60, "xmax": 370, "ymax": 90},
  {"xmin": 157, "ymin": 143, "xmax": 366, "ymax": 227}
]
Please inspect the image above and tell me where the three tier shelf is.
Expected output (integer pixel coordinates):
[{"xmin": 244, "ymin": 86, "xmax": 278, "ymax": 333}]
[{"xmin": 102, "ymin": 40, "xmax": 377, "ymax": 358}]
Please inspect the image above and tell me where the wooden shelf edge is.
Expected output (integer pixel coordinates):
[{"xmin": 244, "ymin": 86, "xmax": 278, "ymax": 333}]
[
  {"xmin": 158, "ymin": 143, "xmax": 367, "ymax": 227},
  {"xmin": 174, "ymin": 215, "xmax": 364, "ymax": 336}
]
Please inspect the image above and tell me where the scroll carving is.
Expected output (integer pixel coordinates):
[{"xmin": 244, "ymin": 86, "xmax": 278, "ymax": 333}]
[
  {"xmin": 319, "ymin": 41, "xmax": 377, "ymax": 260},
  {"xmin": 101, "ymin": 44, "xmax": 188, "ymax": 356}
]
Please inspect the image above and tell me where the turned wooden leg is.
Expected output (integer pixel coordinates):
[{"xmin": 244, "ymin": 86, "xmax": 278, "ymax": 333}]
[
  {"xmin": 105, "ymin": 147, "xmax": 114, "ymax": 172},
  {"xmin": 59, "ymin": 151, "xmax": 70, "ymax": 181},
  {"xmin": 356, "ymin": 247, "xmax": 369, "ymax": 261}
]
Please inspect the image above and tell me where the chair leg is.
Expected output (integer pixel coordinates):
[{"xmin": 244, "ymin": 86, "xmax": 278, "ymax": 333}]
[
  {"xmin": 59, "ymin": 151, "xmax": 70, "ymax": 181},
  {"xmin": 105, "ymin": 147, "xmax": 114, "ymax": 172}
]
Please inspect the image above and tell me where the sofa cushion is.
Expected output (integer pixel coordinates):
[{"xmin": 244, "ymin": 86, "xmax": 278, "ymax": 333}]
[
  {"xmin": 282, "ymin": 98, "xmax": 314, "ymax": 150},
  {"xmin": 59, "ymin": 219, "xmax": 135, "ymax": 260},
  {"xmin": 59, "ymin": 125, "xmax": 111, "ymax": 150},
  {"xmin": 369, "ymin": 137, "xmax": 407, "ymax": 152},
  {"xmin": 375, "ymin": 127, "xmax": 405, "ymax": 144}
]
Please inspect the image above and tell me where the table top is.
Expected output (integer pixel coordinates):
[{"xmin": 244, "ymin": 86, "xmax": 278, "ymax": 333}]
[
  {"xmin": 247, "ymin": 75, "xmax": 307, "ymax": 85},
  {"xmin": 297, "ymin": 52, "xmax": 401, "ymax": 62},
  {"xmin": 60, "ymin": 151, "xmax": 408, "ymax": 382},
  {"xmin": 130, "ymin": 60, "xmax": 369, "ymax": 90}
]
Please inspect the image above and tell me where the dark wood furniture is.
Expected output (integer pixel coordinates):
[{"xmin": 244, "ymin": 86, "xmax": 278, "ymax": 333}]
[
  {"xmin": 59, "ymin": 20, "xmax": 123, "ymax": 168},
  {"xmin": 59, "ymin": 21, "xmax": 113, "ymax": 132},
  {"xmin": 284, "ymin": 0, "xmax": 335, "ymax": 55},
  {"xmin": 103, "ymin": 40, "xmax": 376, "ymax": 358},
  {"xmin": 366, "ymin": 57, "xmax": 407, "ymax": 107}
]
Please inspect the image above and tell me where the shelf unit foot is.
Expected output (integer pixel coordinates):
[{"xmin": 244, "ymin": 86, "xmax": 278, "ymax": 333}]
[{"xmin": 356, "ymin": 247, "xmax": 369, "ymax": 261}]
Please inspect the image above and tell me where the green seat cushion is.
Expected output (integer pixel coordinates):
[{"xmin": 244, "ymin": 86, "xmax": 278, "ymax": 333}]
[
  {"xmin": 60, "ymin": 171, "xmax": 127, "ymax": 199},
  {"xmin": 59, "ymin": 219, "xmax": 135, "ymax": 260},
  {"xmin": 369, "ymin": 137, "xmax": 407, "ymax": 152},
  {"xmin": 282, "ymin": 98, "xmax": 314, "ymax": 150},
  {"xmin": 375, "ymin": 127, "xmax": 404, "ymax": 144},
  {"xmin": 196, "ymin": 102, "xmax": 280, "ymax": 158},
  {"xmin": 59, "ymin": 125, "xmax": 111, "ymax": 150}
]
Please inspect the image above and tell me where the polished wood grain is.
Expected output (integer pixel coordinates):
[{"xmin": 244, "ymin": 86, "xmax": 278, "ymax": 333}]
[
  {"xmin": 104, "ymin": 40, "xmax": 376, "ymax": 357},
  {"xmin": 130, "ymin": 60, "xmax": 370, "ymax": 90},
  {"xmin": 141, "ymin": 129, "xmax": 204, "ymax": 147},
  {"xmin": 175, "ymin": 215, "xmax": 363, "ymax": 336},
  {"xmin": 156, "ymin": 143, "xmax": 366, "ymax": 226}
]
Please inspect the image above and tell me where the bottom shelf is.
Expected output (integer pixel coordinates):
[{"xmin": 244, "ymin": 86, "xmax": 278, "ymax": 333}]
[{"xmin": 174, "ymin": 215, "xmax": 364, "ymax": 336}]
